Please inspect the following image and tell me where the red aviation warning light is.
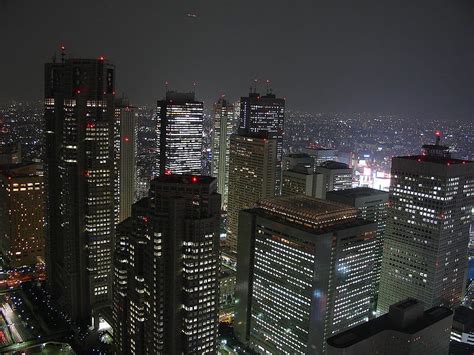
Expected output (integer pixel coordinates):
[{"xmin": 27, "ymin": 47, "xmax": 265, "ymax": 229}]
[
  {"xmin": 191, "ymin": 176, "xmax": 198, "ymax": 183},
  {"xmin": 164, "ymin": 169, "xmax": 172, "ymax": 175}
]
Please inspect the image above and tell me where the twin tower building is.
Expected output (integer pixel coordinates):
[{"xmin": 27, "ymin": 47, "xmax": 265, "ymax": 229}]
[{"xmin": 44, "ymin": 55, "xmax": 473, "ymax": 354}]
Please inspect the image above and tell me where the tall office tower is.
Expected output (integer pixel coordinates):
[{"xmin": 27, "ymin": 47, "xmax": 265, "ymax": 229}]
[
  {"xmin": 315, "ymin": 161, "xmax": 353, "ymax": 197},
  {"xmin": 211, "ymin": 97, "xmax": 236, "ymax": 210},
  {"xmin": 0, "ymin": 162, "xmax": 45, "ymax": 267},
  {"xmin": 326, "ymin": 187, "xmax": 389, "ymax": 314},
  {"xmin": 156, "ymin": 91, "xmax": 203, "ymax": 176},
  {"xmin": 226, "ymin": 132, "xmax": 277, "ymax": 256},
  {"xmin": 235, "ymin": 196, "xmax": 378, "ymax": 354},
  {"xmin": 281, "ymin": 166, "xmax": 324, "ymax": 198},
  {"xmin": 44, "ymin": 56, "xmax": 116, "ymax": 323},
  {"xmin": 304, "ymin": 147, "xmax": 338, "ymax": 167},
  {"xmin": 326, "ymin": 298, "xmax": 453, "ymax": 355},
  {"xmin": 239, "ymin": 90, "xmax": 285, "ymax": 194},
  {"xmin": 114, "ymin": 97, "xmax": 137, "ymax": 223},
  {"xmin": 113, "ymin": 175, "xmax": 221, "ymax": 354},
  {"xmin": 0, "ymin": 143, "xmax": 22, "ymax": 165},
  {"xmin": 377, "ymin": 134, "xmax": 474, "ymax": 314},
  {"xmin": 283, "ymin": 152, "xmax": 314, "ymax": 171}
]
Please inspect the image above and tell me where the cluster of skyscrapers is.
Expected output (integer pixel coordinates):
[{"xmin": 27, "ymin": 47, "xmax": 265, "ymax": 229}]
[{"xmin": 0, "ymin": 50, "xmax": 472, "ymax": 354}]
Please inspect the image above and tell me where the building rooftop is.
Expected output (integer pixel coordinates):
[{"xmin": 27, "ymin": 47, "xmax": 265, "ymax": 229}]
[
  {"xmin": 327, "ymin": 298, "xmax": 453, "ymax": 349},
  {"xmin": 287, "ymin": 153, "xmax": 311, "ymax": 159},
  {"xmin": 319, "ymin": 161, "xmax": 350, "ymax": 170},
  {"xmin": 258, "ymin": 195, "xmax": 358, "ymax": 229},
  {"xmin": 0, "ymin": 143, "xmax": 21, "ymax": 155},
  {"xmin": 152, "ymin": 174, "xmax": 215, "ymax": 186},
  {"xmin": 453, "ymin": 306, "xmax": 474, "ymax": 333},
  {"xmin": 0, "ymin": 162, "xmax": 39, "ymax": 177},
  {"xmin": 397, "ymin": 155, "xmax": 473, "ymax": 166},
  {"xmin": 305, "ymin": 147, "xmax": 336, "ymax": 152},
  {"xmin": 163, "ymin": 91, "xmax": 197, "ymax": 102},
  {"xmin": 326, "ymin": 187, "xmax": 388, "ymax": 199}
]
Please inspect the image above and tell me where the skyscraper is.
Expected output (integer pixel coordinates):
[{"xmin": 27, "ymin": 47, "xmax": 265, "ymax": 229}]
[
  {"xmin": 211, "ymin": 96, "xmax": 236, "ymax": 210},
  {"xmin": 235, "ymin": 196, "xmax": 378, "ymax": 354},
  {"xmin": 239, "ymin": 90, "xmax": 285, "ymax": 194},
  {"xmin": 282, "ymin": 152, "xmax": 314, "ymax": 171},
  {"xmin": 44, "ymin": 56, "xmax": 116, "ymax": 323},
  {"xmin": 156, "ymin": 91, "xmax": 203, "ymax": 176},
  {"xmin": 304, "ymin": 147, "xmax": 338, "ymax": 167},
  {"xmin": 281, "ymin": 166, "xmax": 325, "ymax": 198},
  {"xmin": 226, "ymin": 132, "xmax": 277, "ymax": 256},
  {"xmin": 113, "ymin": 175, "xmax": 221, "ymax": 354},
  {"xmin": 377, "ymin": 134, "xmax": 474, "ymax": 313},
  {"xmin": 0, "ymin": 162, "xmax": 45, "ymax": 267},
  {"xmin": 315, "ymin": 161, "xmax": 353, "ymax": 197},
  {"xmin": 114, "ymin": 97, "xmax": 137, "ymax": 223},
  {"xmin": 326, "ymin": 187, "xmax": 389, "ymax": 314},
  {"xmin": 327, "ymin": 298, "xmax": 453, "ymax": 355}
]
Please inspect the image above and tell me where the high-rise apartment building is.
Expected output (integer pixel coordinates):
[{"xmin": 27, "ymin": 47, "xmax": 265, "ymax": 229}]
[
  {"xmin": 226, "ymin": 132, "xmax": 277, "ymax": 256},
  {"xmin": 44, "ymin": 56, "xmax": 116, "ymax": 323},
  {"xmin": 156, "ymin": 91, "xmax": 203, "ymax": 176},
  {"xmin": 113, "ymin": 175, "xmax": 221, "ymax": 354},
  {"xmin": 0, "ymin": 162, "xmax": 45, "ymax": 267},
  {"xmin": 315, "ymin": 161, "xmax": 353, "ymax": 197},
  {"xmin": 326, "ymin": 187, "xmax": 389, "ymax": 314},
  {"xmin": 114, "ymin": 97, "xmax": 137, "ymax": 223},
  {"xmin": 327, "ymin": 298, "xmax": 453, "ymax": 355},
  {"xmin": 377, "ymin": 135, "xmax": 474, "ymax": 313},
  {"xmin": 239, "ymin": 90, "xmax": 285, "ymax": 194},
  {"xmin": 211, "ymin": 97, "xmax": 236, "ymax": 210},
  {"xmin": 235, "ymin": 196, "xmax": 378, "ymax": 354}
]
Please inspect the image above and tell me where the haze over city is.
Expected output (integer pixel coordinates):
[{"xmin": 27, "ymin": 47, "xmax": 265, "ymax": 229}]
[{"xmin": 1, "ymin": 0, "xmax": 474, "ymax": 119}]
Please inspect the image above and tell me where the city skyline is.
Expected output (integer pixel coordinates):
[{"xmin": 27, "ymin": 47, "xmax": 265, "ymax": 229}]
[
  {"xmin": 1, "ymin": 1, "xmax": 474, "ymax": 120},
  {"xmin": 0, "ymin": 2, "xmax": 473, "ymax": 354}
]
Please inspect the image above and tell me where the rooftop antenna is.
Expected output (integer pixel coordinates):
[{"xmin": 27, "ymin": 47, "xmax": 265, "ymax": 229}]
[
  {"xmin": 253, "ymin": 78, "xmax": 258, "ymax": 94},
  {"xmin": 60, "ymin": 44, "xmax": 66, "ymax": 64},
  {"xmin": 435, "ymin": 130, "xmax": 442, "ymax": 145},
  {"xmin": 266, "ymin": 79, "xmax": 272, "ymax": 95},
  {"xmin": 165, "ymin": 80, "xmax": 169, "ymax": 94},
  {"xmin": 193, "ymin": 81, "xmax": 197, "ymax": 94}
]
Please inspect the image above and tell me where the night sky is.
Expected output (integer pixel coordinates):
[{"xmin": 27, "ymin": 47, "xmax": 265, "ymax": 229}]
[{"xmin": 1, "ymin": 0, "xmax": 473, "ymax": 119}]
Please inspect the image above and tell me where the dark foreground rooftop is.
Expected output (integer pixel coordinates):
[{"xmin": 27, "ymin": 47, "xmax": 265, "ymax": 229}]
[{"xmin": 327, "ymin": 298, "xmax": 453, "ymax": 349}]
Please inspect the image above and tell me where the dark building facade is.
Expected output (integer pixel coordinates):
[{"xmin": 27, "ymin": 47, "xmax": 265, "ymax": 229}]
[
  {"xmin": 327, "ymin": 298, "xmax": 453, "ymax": 355},
  {"xmin": 113, "ymin": 175, "xmax": 221, "ymax": 354},
  {"xmin": 44, "ymin": 57, "xmax": 116, "ymax": 323}
]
